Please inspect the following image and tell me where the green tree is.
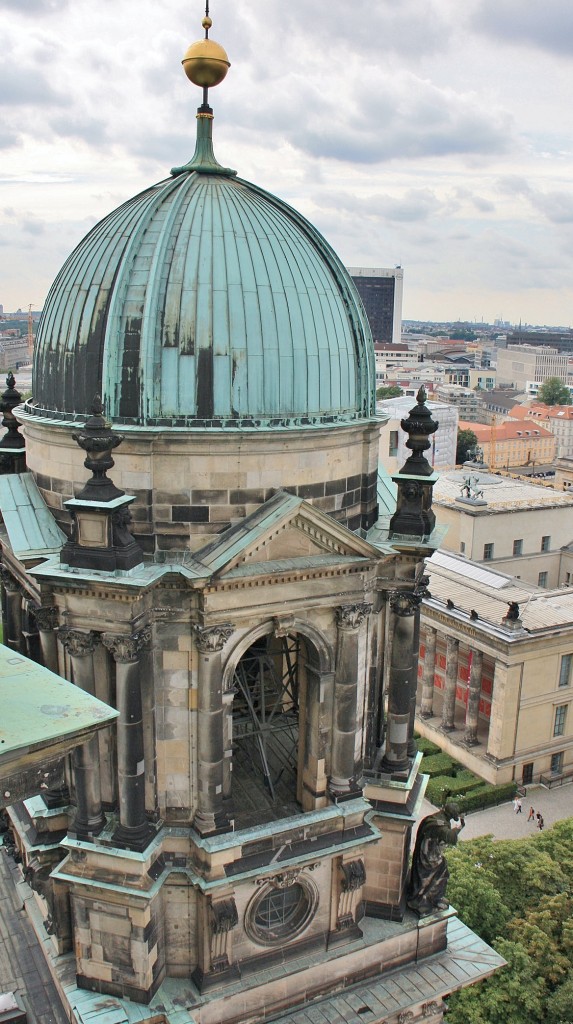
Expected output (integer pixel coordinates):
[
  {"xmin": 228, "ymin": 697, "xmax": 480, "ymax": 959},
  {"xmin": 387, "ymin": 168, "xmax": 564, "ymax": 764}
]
[
  {"xmin": 446, "ymin": 868, "xmax": 510, "ymax": 945},
  {"xmin": 537, "ymin": 377, "xmax": 572, "ymax": 405},
  {"xmin": 376, "ymin": 384, "xmax": 403, "ymax": 400},
  {"xmin": 546, "ymin": 974, "xmax": 573, "ymax": 1024},
  {"xmin": 445, "ymin": 939, "xmax": 547, "ymax": 1024},
  {"xmin": 456, "ymin": 427, "xmax": 478, "ymax": 464}
]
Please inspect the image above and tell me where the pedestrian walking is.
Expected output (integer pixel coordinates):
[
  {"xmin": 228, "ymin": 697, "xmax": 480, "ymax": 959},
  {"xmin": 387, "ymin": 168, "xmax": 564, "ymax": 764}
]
[
  {"xmin": 514, "ymin": 797, "xmax": 522, "ymax": 814},
  {"xmin": 536, "ymin": 812, "xmax": 544, "ymax": 830},
  {"xmin": 528, "ymin": 806, "xmax": 535, "ymax": 821}
]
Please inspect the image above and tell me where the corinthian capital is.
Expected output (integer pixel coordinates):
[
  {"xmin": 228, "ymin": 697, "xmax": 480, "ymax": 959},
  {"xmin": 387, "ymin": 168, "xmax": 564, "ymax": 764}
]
[
  {"xmin": 58, "ymin": 627, "xmax": 100, "ymax": 658},
  {"xmin": 193, "ymin": 623, "xmax": 234, "ymax": 654},
  {"xmin": 336, "ymin": 603, "xmax": 371, "ymax": 632},
  {"xmin": 102, "ymin": 626, "xmax": 151, "ymax": 663},
  {"xmin": 33, "ymin": 605, "xmax": 59, "ymax": 631},
  {"xmin": 0, "ymin": 565, "xmax": 20, "ymax": 593}
]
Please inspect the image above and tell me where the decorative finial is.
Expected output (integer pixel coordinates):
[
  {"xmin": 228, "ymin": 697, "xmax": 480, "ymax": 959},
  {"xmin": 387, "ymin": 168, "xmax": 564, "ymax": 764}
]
[
  {"xmin": 71, "ymin": 394, "xmax": 125, "ymax": 502},
  {"xmin": 182, "ymin": 4, "xmax": 230, "ymax": 96},
  {"xmin": 172, "ymin": 4, "xmax": 235, "ymax": 178}
]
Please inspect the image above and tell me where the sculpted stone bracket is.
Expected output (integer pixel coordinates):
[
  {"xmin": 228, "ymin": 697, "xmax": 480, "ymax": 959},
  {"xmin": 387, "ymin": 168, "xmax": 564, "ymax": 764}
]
[
  {"xmin": 209, "ymin": 897, "xmax": 238, "ymax": 974},
  {"xmin": 340, "ymin": 858, "xmax": 366, "ymax": 893},
  {"xmin": 210, "ymin": 897, "xmax": 238, "ymax": 935},
  {"xmin": 389, "ymin": 590, "xmax": 422, "ymax": 617},
  {"xmin": 57, "ymin": 627, "xmax": 100, "ymax": 658},
  {"xmin": 194, "ymin": 623, "xmax": 234, "ymax": 653},
  {"xmin": 273, "ymin": 613, "xmax": 295, "ymax": 638},
  {"xmin": 337, "ymin": 858, "xmax": 366, "ymax": 932},
  {"xmin": 102, "ymin": 626, "xmax": 151, "ymax": 663},
  {"xmin": 336, "ymin": 603, "xmax": 372, "ymax": 632}
]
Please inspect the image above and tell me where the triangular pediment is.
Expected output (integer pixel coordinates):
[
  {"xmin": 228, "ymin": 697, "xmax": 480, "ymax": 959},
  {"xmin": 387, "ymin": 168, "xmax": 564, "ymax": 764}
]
[{"xmin": 196, "ymin": 490, "xmax": 380, "ymax": 579}]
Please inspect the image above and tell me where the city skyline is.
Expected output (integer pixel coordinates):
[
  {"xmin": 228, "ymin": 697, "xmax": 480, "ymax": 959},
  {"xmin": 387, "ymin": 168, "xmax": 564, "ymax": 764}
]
[{"xmin": 1, "ymin": 0, "xmax": 573, "ymax": 325}]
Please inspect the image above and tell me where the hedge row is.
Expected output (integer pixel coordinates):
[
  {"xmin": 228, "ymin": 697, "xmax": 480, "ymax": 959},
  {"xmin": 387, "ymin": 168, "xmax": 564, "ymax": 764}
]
[
  {"xmin": 425, "ymin": 777, "xmax": 518, "ymax": 812},
  {"xmin": 425, "ymin": 771, "xmax": 483, "ymax": 806},
  {"xmin": 416, "ymin": 737, "xmax": 442, "ymax": 757},
  {"xmin": 456, "ymin": 780, "xmax": 518, "ymax": 813},
  {"xmin": 420, "ymin": 752, "xmax": 460, "ymax": 778}
]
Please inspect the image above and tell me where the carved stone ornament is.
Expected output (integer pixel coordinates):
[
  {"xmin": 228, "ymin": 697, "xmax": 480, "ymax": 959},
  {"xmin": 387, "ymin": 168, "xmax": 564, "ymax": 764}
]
[
  {"xmin": 57, "ymin": 627, "xmax": 100, "ymax": 658},
  {"xmin": 273, "ymin": 613, "xmax": 295, "ymax": 638},
  {"xmin": 422, "ymin": 1003, "xmax": 441, "ymax": 1017},
  {"xmin": 340, "ymin": 859, "xmax": 366, "ymax": 893},
  {"xmin": 210, "ymin": 898, "xmax": 238, "ymax": 935},
  {"xmin": 389, "ymin": 590, "xmax": 422, "ymax": 617},
  {"xmin": 336, "ymin": 603, "xmax": 372, "ymax": 631},
  {"xmin": 0, "ymin": 565, "xmax": 20, "ymax": 593},
  {"xmin": 194, "ymin": 623, "xmax": 234, "ymax": 653},
  {"xmin": 102, "ymin": 627, "xmax": 151, "ymax": 663},
  {"xmin": 32, "ymin": 605, "xmax": 59, "ymax": 631},
  {"xmin": 398, "ymin": 1013, "xmax": 414, "ymax": 1024}
]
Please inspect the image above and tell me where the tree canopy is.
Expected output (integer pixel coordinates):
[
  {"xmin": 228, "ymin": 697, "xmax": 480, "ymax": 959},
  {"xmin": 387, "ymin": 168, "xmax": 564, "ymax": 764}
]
[
  {"xmin": 444, "ymin": 819, "xmax": 573, "ymax": 1024},
  {"xmin": 537, "ymin": 377, "xmax": 572, "ymax": 406},
  {"xmin": 456, "ymin": 427, "xmax": 478, "ymax": 464},
  {"xmin": 376, "ymin": 384, "xmax": 403, "ymax": 400}
]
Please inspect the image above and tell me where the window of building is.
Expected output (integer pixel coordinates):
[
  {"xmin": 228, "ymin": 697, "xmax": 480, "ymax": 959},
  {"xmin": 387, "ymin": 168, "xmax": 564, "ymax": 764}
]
[
  {"xmin": 483, "ymin": 543, "xmax": 494, "ymax": 561},
  {"xmin": 538, "ymin": 571, "xmax": 548, "ymax": 588},
  {"xmin": 541, "ymin": 535, "xmax": 551, "ymax": 552},
  {"xmin": 389, "ymin": 430, "xmax": 399, "ymax": 457},
  {"xmin": 513, "ymin": 539, "xmax": 523, "ymax": 556},
  {"xmin": 554, "ymin": 705, "xmax": 567, "ymax": 737},
  {"xmin": 460, "ymin": 541, "xmax": 465, "ymax": 554},
  {"xmin": 550, "ymin": 751, "xmax": 563, "ymax": 775},
  {"xmin": 559, "ymin": 654, "xmax": 572, "ymax": 688}
]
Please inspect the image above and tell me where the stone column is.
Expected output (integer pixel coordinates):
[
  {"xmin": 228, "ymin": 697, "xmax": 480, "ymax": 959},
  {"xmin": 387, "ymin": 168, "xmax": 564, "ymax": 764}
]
[
  {"xmin": 58, "ymin": 628, "xmax": 106, "ymax": 838},
  {"xmin": 380, "ymin": 592, "xmax": 418, "ymax": 774},
  {"xmin": 464, "ymin": 648, "xmax": 483, "ymax": 745},
  {"xmin": 102, "ymin": 629, "xmax": 152, "ymax": 850},
  {"xmin": 0, "ymin": 565, "xmax": 23, "ymax": 653},
  {"xmin": 329, "ymin": 604, "xmax": 371, "ymax": 798},
  {"xmin": 193, "ymin": 623, "xmax": 234, "ymax": 836},
  {"xmin": 407, "ymin": 600, "xmax": 422, "ymax": 757},
  {"xmin": 34, "ymin": 605, "xmax": 59, "ymax": 673},
  {"xmin": 420, "ymin": 627, "xmax": 437, "ymax": 718},
  {"xmin": 441, "ymin": 636, "xmax": 459, "ymax": 731}
]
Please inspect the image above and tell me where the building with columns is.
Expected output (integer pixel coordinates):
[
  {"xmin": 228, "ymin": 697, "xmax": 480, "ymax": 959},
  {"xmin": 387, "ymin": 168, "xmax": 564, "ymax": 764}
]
[
  {"xmin": 0, "ymin": 14, "xmax": 503, "ymax": 1024},
  {"xmin": 417, "ymin": 550, "xmax": 573, "ymax": 787}
]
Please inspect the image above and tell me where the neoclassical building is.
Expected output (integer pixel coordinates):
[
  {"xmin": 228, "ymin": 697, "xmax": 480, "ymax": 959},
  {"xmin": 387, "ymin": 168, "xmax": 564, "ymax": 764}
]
[
  {"xmin": 417, "ymin": 550, "xmax": 573, "ymax": 786},
  {"xmin": 0, "ymin": 14, "xmax": 502, "ymax": 1024}
]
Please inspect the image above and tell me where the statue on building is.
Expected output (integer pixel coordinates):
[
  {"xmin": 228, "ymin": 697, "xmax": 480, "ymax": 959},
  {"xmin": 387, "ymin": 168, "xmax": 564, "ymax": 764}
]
[{"xmin": 407, "ymin": 801, "xmax": 465, "ymax": 916}]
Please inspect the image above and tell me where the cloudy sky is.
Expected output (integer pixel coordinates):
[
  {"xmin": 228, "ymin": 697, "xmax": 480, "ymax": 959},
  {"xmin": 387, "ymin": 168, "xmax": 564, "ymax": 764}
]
[{"xmin": 1, "ymin": 0, "xmax": 573, "ymax": 325}]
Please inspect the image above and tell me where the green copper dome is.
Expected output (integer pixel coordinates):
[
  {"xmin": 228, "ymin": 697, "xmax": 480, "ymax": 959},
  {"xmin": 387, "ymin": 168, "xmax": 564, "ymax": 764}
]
[{"xmin": 31, "ymin": 119, "xmax": 375, "ymax": 429}]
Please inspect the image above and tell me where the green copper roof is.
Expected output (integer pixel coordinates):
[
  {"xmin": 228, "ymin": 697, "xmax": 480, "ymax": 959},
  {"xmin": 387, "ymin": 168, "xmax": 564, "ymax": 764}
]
[
  {"xmin": 31, "ymin": 116, "xmax": 375, "ymax": 430},
  {"xmin": 0, "ymin": 645, "xmax": 117, "ymax": 803},
  {"xmin": 0, "ymin": 472, "xmax": 66, "ymax": 560}
]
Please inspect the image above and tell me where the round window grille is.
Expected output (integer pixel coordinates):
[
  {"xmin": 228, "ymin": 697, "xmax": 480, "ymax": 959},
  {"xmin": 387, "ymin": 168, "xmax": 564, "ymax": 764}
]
[{"xmin": 245, "ymin": 875, "xmax": 318, "ymax": 947}]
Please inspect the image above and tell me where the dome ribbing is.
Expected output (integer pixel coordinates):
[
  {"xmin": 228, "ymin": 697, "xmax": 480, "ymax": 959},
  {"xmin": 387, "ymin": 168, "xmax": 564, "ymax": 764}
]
[{"xmin": 32, "ymin": 163, "xmax": 375, "ymax": 429}]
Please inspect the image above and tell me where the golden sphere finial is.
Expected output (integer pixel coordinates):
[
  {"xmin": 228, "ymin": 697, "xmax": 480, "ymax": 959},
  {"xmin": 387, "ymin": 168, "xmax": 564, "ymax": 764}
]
[{"xmin": 182, "ymin": 7, "xmax": 230, "ymax": 90}]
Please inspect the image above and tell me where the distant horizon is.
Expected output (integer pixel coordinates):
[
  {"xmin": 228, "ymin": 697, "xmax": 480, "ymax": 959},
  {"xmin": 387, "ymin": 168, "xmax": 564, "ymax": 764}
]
[{"xmin": 1, "ymin": 2, "xmax": 573, "ymax": 325}]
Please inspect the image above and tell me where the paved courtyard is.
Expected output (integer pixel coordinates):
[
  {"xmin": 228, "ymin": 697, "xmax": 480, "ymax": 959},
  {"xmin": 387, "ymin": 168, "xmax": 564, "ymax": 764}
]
[{"xmin": 419, "ymin": 781, "xmax": 573, "ymax": 841}]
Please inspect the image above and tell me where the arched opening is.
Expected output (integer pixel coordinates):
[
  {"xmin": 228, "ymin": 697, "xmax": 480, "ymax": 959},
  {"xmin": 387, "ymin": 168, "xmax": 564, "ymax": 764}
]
[{"xmin": 230, "ymin": 631, "xmax": 323, "ymax": 828}]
